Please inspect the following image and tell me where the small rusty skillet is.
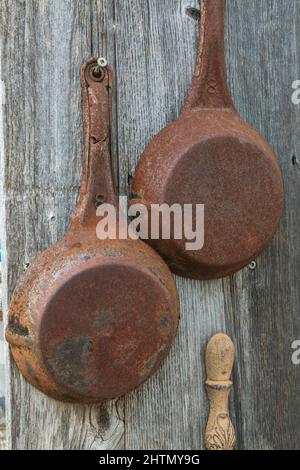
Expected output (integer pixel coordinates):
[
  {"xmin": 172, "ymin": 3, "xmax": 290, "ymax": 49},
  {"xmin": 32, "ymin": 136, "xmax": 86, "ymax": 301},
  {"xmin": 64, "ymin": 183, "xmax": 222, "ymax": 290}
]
[
  {"xmin": 131, "ymin": 0, "xmax": 284, "ymax": 280},
  {"xmin": 6, "ymin": 58, "xmax": 179, "ymax": 403}
]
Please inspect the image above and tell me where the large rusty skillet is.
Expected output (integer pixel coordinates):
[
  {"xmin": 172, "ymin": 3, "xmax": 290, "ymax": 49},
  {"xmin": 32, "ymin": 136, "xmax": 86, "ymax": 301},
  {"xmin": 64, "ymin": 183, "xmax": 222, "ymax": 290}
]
[
  {"xmin": 6, "ymin": 58, "xmax": 179, "ymax": 403},
  {"xmin": 131, "ymin": 0, "xmax": 284, "ymax": 280}
]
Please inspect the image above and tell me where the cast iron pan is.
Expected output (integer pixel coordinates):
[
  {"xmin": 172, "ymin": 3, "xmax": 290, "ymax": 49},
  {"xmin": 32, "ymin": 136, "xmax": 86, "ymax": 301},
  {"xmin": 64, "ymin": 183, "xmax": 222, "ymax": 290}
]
[
  {"xmin": 6, "ymin": 58, "xmax": 179, "ymax": 403},
  {"xmin": 131, "ymin": 0, "xmax": 284, "ymax": 280}
]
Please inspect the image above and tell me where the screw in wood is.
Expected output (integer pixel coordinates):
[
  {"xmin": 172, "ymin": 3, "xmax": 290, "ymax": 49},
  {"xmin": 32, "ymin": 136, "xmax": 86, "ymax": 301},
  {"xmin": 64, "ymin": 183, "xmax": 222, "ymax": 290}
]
[{"xmin": 249, "ymin": 261, "xmax": 257, "ymax": 270}]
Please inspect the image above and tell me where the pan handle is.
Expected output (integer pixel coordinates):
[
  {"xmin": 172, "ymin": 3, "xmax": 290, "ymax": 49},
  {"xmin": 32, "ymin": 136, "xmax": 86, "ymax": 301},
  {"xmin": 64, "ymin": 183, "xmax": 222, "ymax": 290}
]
[
  {"xmin": 184, "ymin": 0, "xmax": 235, "ymax": 112},
  {"xmin": 71, "ymin": 58, "xmax": 118, "ymax": 231}
]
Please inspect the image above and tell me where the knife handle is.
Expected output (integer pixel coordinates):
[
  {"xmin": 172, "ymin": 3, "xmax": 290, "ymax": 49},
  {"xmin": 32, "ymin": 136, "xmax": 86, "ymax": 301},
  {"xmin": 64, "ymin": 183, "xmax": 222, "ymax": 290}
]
[{"xmin": 205, "ymin": 333, "xmax": 236, "ymax": 451}]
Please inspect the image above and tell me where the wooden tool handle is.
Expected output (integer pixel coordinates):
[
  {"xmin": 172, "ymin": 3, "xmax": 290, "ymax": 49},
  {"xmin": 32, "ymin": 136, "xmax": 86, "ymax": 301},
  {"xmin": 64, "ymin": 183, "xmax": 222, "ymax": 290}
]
[{"xmin": 205, "ymin": 333, "xmax": 236, "ymax": 451}]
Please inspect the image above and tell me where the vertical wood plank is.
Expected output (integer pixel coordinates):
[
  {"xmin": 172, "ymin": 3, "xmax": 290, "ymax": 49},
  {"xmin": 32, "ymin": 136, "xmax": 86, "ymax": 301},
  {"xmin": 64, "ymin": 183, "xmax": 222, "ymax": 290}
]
[
  {"xmin": 117, "ymin": 0, "xmax": 228, "ymax": 450},
  {"xmin": 0, "ymin": 0, "xmax": 124, "ymax": 450},
  {"xmin": 223, "ymin": 0, "xmax": 300, "ymax": 450},
  {"xmin": 121, "ymin": 0, "xmax": 300, "ymax": 450}
]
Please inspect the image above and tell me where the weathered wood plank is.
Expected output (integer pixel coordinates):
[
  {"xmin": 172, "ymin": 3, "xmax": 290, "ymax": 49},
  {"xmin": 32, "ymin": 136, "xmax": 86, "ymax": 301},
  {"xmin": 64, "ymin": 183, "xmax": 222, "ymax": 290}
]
[
  {"xmin": 222, "ymin": 0, "xmax": 300, "ymax": 450},
  {"xmin": 120, "ymin": 0, "xmax": 228, "ymax": 450},
  {"xmin": 122, "ymin": 0, "xmax": 300, "ymax": 450},
  {"xmin": 1, "ymin": 0, "xmax": 300, "ymax": 450},
  {"xmin": 0, "ymin": 0, "xmax": 124, "ymax": 450}
]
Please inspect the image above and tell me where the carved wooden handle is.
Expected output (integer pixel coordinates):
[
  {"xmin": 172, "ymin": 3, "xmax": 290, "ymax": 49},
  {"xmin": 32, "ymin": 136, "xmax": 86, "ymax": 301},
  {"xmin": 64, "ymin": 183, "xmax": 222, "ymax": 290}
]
[{"xmin": 205, "ymin": 333, "xmax": 236, "ymax": 451}]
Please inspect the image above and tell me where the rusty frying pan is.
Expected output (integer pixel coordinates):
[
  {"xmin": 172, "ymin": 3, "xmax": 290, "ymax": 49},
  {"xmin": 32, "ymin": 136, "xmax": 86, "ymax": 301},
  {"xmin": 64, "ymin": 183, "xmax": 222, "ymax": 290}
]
[
  {"xmin": 6, "ymin": 58, "xmax": 179, "ymax": 403},
  {"xmin": 131, "ymin": 0, "xmax": 284, "ymax": 280}
]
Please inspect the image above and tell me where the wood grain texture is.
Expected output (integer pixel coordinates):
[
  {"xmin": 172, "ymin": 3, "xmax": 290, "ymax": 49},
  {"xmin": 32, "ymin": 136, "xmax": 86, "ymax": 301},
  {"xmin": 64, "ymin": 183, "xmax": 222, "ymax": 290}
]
[
  {"xmin": 0, "ymin": 0, "xmax": 300, "ymax": 450},
  {"xmin": 0, "ymin": 0, "xmax": 124, "ymax": 450}
]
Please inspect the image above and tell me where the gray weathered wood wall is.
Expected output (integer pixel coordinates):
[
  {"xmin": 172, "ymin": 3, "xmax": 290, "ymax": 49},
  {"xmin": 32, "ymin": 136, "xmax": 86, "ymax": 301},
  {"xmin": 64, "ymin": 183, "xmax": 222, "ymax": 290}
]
[{"xmin": 0, "ymin": 0, "xmax": 300, "ymax": 450}]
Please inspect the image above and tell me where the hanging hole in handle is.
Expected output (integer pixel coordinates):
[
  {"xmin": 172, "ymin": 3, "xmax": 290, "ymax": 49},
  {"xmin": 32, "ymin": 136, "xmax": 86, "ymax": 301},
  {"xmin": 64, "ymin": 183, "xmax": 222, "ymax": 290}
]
[
  {"xmin": 89, "ymin": 65, "xmax": 105, "ymax": 82},
  {"xmin": 89, "ymin": 57, "xmax": 108, "ymax": 82}
]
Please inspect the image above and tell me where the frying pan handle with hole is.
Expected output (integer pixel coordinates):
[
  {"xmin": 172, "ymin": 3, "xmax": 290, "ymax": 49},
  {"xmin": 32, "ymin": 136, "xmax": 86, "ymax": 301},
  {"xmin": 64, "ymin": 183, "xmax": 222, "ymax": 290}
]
[
  {"xmin": 184, "ymin": 0, "xmax": 235, "ymax": 111},
  {"xmin": 71, "ymin": 58, "xmax": 118, "ymax": 231}
]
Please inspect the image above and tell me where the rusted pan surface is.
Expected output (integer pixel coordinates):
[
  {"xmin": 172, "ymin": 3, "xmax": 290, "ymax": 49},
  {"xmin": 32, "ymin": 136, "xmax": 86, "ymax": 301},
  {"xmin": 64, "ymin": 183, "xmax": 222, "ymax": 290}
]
[{"xmin": 131, "ymin": 0, "xmax": 284, "ymax": 280}]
